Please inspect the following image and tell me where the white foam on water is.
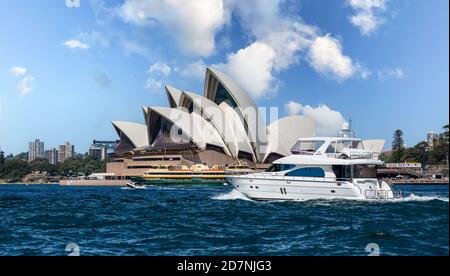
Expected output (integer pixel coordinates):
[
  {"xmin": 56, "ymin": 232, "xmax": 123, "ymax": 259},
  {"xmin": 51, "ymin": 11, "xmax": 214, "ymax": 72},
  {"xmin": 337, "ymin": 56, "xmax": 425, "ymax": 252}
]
[
  {"xmin": 212, "ymin": 189, "xmax": 253, "ymax": 201},
  {"xmin": 120, "ymin": 187, "xmax": 147, "ymax": 190},
  {"xmin": 391, "ymin": 193, "xmax": 449, "ymax": 203},
  {"xmin": 212, "ymin": 191, "xmax": 448, "ymax": 203},
  {"xmin": 330, "ymin": 193, "xmax": 449, "ymax": 203}
]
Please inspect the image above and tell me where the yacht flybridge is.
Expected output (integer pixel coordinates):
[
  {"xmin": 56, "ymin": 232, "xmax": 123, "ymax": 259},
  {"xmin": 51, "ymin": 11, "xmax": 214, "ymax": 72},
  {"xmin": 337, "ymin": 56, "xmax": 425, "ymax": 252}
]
[{"xmin": 227, "ymin": 129, "xmax": 401, "ymax": 201}]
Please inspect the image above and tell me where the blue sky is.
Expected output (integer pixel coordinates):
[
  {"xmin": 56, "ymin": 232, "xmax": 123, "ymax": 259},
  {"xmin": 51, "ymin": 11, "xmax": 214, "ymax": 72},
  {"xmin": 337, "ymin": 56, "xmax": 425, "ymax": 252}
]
[{"xmin": 0, "ymin": 0, "xmax": 448, "ymax": 155}]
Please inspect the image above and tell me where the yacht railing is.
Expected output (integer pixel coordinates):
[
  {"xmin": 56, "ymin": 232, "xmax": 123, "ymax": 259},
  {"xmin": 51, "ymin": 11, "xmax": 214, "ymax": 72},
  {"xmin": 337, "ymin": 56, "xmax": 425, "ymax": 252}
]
[{"xmin": 324, "ymin": 152, "xmax": 380, "ymax": 160}]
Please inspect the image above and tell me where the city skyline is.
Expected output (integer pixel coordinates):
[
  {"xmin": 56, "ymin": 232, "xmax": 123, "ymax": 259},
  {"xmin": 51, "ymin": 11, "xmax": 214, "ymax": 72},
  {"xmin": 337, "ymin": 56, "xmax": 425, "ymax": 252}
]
[
  {"xmin": 0, "ymin": 138, "xmax": 118, "ymax": 162},
  {"xmin": 0, "ymin": 0, "xmax": 448, "ymax": 155}
]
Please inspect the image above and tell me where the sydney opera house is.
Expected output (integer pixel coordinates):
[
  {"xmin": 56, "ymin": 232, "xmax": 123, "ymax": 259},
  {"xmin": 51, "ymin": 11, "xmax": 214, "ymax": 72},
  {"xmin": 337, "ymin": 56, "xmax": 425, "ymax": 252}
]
[{"xmin": 107, "ymin": 68, "xmax": 315, "ymax": 177}]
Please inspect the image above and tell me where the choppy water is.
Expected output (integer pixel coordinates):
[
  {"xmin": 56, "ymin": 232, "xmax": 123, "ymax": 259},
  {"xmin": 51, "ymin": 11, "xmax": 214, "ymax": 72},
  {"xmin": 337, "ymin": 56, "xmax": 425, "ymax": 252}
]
[{"xmin": 0, "ymin": 184, "xmax": 448, "ymax": 256}]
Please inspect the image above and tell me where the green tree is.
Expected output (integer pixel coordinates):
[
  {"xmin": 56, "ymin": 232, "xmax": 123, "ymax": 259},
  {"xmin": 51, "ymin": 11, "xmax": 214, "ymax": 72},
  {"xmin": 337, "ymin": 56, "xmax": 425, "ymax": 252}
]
[
  {"xmin": 0, "ymin": 159, "xmax": 31, "ymax": 181},
  {"xmin": 443, "ymin": 124, "xmax": 449, "ymax": 142},
  {"xmin": 82, "ymin": 156, "xmax": 104, "ymax": 176},
  {"xmin": 428, "ymin": 134, "xmax": 449, "ymax": 166},
  {"xmin": 59, "ymin": 158, "xmax": 85, "ymax": 177},
  {"xmin": 30, "ymin": 159, "xmax": 59, "ymax": 176},
  {"xmin": 0, "ymin": 151, "xmax": 5, "ymax": 166},
  {"xmin": 391, "ymin": 129, "xmax": 405, "ymax": 163},
  {"xmin": 443, "ymin": 124, "xmax": 449, "ymax": 166},
  {"xmin": 402, "ymin": 141, "xmax": 428, "ymax": 166},
  {"xmin": 14, "ymin": 152, "xmax": 28, "ymax": 161},
  {"xmin": 379, "ymin": 152, "xmax": 392, "ymax": 163}
]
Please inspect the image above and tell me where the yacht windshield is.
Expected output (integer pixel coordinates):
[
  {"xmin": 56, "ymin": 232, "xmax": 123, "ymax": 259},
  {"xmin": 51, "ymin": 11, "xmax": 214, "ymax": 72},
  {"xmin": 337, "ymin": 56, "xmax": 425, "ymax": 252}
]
[
  {"xmin": 326, "ymin": 140, "xmax": 363, "ymax": 154},
  {"xmin": 266, "ymin": 164, "xmax": 296, "ymax": 172},
  {"xmin": 291, "ymin": 141, "xmax": 325, "ymax": 155}
]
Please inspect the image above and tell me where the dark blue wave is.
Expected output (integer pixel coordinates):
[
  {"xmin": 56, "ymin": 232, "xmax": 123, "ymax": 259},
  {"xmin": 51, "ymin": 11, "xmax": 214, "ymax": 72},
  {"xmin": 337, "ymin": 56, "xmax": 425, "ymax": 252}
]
[{"xmin": 0, "ymin": 184, "xmax": 448, "ymax": 256}]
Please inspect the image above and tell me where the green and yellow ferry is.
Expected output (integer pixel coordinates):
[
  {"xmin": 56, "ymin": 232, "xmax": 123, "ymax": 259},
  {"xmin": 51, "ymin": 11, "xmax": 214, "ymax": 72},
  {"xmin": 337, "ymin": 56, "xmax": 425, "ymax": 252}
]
[{"xmin": 131, "ymin": 164, "xmax": 253, "ymax": 185}]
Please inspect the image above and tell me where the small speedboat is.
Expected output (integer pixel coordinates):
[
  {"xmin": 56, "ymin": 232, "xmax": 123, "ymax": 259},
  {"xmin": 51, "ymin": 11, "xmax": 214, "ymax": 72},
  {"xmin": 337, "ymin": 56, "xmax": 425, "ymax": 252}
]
[{"xmin": 126, "ymin": 181, "xmax": 146, "ymax": 189}]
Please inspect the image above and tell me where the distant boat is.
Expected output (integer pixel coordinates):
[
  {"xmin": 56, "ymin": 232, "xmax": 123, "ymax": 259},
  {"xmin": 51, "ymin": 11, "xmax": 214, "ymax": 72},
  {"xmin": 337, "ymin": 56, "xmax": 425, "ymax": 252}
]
[{"xmin": 126, "ymin": 181, "xmax": 146, "ymax": 189}]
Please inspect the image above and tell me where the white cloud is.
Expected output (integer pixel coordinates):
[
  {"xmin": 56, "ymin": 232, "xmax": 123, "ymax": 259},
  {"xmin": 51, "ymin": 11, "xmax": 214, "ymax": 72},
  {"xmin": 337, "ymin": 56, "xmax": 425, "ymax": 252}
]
[
  {"xmin": 18, "ymin": 75, "xmax": 35, "ymax": 96},
  {"xmin": 347, "ymin": 0, "xmax": 387, "ymax": 35},
  {"xmin": 145, "ymin": 78, "xmax": 163, "ymax": 91},
  {"xmin": 284, "ymin": 101, "xmax": 347, "ymax": 136},
  {"xmin": 285, "ymin": 101, "xmax": 303, "ymax": 115},
  {"xmin": 262, "ymin": 22, "xmax": 317, "ymax": 72},
  {"xmin": 303, "ymin": 104, "xmax": 347, "ymax": 136},
  {"xmin": 10, "ymin": 66, "xmax": 35, "ymax": 96},
  {"xmin": 216, "ymin": 1, "xmax": 365, "ymax": 98},
  {"xmin": 148, "ymin": 62, "xmax": 171, "ymax": 77},
  {"xmin": 180, "ymin": 60, "xmax": 207, "ymax": 79},
  {"xmin": 10, "ymin": 66, "xmax": 27, "ymax": 77},
  {"xmin": 117, "ymin": 0, "xmax": 368, "ymax": 98},
  {"xmin": 119, "ymin": 0, "xmax": 227, "ymax": 57},
  {"xmin": 63, "ymin": 39, "xmax": 90, "ymax": 50},
  {"xmin": 378, "ymin": 67, "xmax": 405, "ymax": 81},
  {"xmin": 89, "ymin": 0, "xmax": 116, "ymax": 25},
  {"xmin": 79, "ymin": 30, "xmax": 110, "ymax": 48},
  {"xmin": 216, "ymin": 42, "xmax": 277, "ymax": 98},
  {"xmin": 145, "ymin": 62, "xmax": 172, "ymax": 92},
  {"xmin": 307, "ymin": 35, "xmax": 368, "ymax": 81},
  {"xmin": 214, "ymin": 2, "xmax": 315, "ymax": 98}
]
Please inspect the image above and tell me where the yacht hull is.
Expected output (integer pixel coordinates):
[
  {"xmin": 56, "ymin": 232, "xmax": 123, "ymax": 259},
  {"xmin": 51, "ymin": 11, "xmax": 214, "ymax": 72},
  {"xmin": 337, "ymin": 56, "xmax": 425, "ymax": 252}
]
[{"xmin": 227, "ymin": 176, "xmax": 396, "ymax": 201}]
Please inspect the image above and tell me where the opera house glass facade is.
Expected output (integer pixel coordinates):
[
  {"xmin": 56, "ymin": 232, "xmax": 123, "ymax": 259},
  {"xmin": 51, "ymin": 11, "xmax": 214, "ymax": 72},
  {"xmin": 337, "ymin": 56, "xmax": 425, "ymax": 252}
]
[{"xmin": 107, "ymin": 68, "xmax": 315, "ymax": 177}]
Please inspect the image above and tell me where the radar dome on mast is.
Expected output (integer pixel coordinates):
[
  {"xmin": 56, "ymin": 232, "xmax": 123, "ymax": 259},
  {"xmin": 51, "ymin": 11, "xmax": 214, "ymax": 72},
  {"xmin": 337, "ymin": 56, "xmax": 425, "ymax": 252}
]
[{"xmin": 338, "ymin": 119, "xmax": 355, "ymax": 138}]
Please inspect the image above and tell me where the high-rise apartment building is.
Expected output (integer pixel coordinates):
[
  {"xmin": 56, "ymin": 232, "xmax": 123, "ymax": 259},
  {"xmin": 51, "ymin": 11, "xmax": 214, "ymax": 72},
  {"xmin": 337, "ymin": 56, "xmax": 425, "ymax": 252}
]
[
  {"xmin": 45, "ymin": 148, "xmax": 58, "ymax": 165},
  {"xmin": 28, "ymin": 139, "xmax": 45, "ymax": 162},
  {"xmin": 58, "ymin": 142, "xmax": 75, "ymax": 163}
]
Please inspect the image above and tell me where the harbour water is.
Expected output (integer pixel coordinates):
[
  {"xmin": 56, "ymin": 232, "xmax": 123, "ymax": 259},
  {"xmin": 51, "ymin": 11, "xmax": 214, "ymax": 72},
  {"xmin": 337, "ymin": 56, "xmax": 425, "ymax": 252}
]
[{"xmin": 0, "ymin": 184, "xmax": 448, "ymax": 256}]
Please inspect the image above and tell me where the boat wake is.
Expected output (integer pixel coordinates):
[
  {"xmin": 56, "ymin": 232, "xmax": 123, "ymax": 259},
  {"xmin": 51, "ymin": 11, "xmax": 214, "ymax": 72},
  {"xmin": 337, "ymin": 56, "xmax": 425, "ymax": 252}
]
[
  {"xmin": 212, "ymin": 189, "xmax": 252, "ymax": 201},
  {"xmin": 390, "ymin": 193, "xmax": 449, "ymax": 203},
  {"xmin": 120, "ymin": 187, "xmax": 147, "ymax": 190},
  {"xmin": 211, "ymin": 190, "xmax": 448, "ymax": 203}
]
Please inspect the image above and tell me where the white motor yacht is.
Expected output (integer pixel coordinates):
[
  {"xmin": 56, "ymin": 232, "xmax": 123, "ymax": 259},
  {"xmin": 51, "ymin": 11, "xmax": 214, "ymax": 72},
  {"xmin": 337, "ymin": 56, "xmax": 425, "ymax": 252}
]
[{"xmin": 227, "ymin": 130, "xmax": 401, "ymax": 201}]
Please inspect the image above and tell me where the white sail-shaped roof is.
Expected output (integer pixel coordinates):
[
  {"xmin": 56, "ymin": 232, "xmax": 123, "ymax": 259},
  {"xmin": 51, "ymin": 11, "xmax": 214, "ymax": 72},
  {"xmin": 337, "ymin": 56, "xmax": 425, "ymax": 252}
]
[
  {"xmin": 112, "ymin": 67, "xmax": 321, "ymax": 164},
  {"xmin": 165, "ymin": 85, "xmax": 183, "ymax": 108},
  {"xmin": 218, "ymin": 102, "xmax": 256, "ymax": 161},
  {"xmin": 112, "ymin": 121, "xmax": 149, "ymax": 148},
  {"xmin": 180, "ymin": 91, "xmax": 237, "ymax": 157},
  {"xmin": 146, "ymin": 107, "xmax": 227, "ymax": 151},
  {"xmin": 263, "ymin": 116, "xmax": 315, "ymax": 162},
  {"xmin": 205, "ymin": 67, "xmax": 268, "ymax": 161}
]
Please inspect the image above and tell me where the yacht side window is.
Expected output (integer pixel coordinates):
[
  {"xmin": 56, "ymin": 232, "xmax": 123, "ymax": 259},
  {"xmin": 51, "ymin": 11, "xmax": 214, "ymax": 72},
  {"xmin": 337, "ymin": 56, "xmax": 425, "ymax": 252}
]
[
  {"xmin": 265, "ymin": 164, "xmax": 296, "ymax": 172},
  {"xmin": 285, "ymin": 167, "xmax": 325, "ymax": 178},
  {"xmin": 332, "ymin": 165, "xmax": 352, "ymax": 180},
  {"xmin": 326, "ymin": 142, "xmax": 337, "ymax": 154},
  {"xmin": 353, "ymin": 165, "xmax": 377, "ymax": 178}
]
